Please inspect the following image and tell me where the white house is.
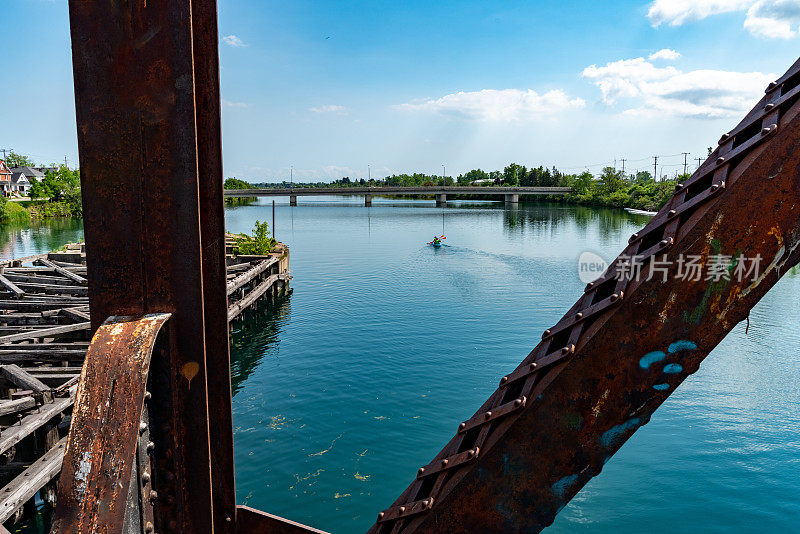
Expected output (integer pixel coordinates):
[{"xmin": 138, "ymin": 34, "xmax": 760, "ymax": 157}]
[{"xmin": 10, "ymin": 172, "xmax": 30, "ymax": 194}]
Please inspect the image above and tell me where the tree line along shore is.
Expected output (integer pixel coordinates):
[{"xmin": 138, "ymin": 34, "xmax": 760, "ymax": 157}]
[{"xmin": 225, "ymin": 163, "xmax": 687, "ymax": 213}]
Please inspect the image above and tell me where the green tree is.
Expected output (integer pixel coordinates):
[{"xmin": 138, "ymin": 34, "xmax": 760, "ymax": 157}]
[
  {"xmin": 4, "ymin": 151, "xmax": 35, "ymax": 168},
  {"xmin": 224, "ymin": 177, "xmax": 252, "ymax": 189},
  {"xmin": 599, "ymin": 167, "xmax": 625, "ymax": 195},
  {"xmin": 234, "ymin": 220, "xmax": 275, "ymax": 255}
]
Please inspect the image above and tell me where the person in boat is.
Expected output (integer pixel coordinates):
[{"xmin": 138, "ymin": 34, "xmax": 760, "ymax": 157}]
[{"xmin": 432, "ymin": 236, "xmax": 442, "ymax": 246}]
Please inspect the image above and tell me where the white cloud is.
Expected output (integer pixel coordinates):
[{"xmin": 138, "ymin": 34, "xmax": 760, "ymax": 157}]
[
  {"xmin": 222, "ymin": 35, "xmax": 247, "ymax": 47},
  {"xmin": 583, "ymin": 56, "xmax": 773, "ymax": 118},
  {"xmin": 649, "ymin": 48, "xmax": 681, "ymax": 61},
  {"xmin": 309, "ymin": 104, "xmax": 348, "ymax": 114},
  {"xmin": 223, "ymin": 100, "xmax": 250, "ymax": 108},
  {"xmin": 647, "ymin": 0, "xmax": 800, "ymax": 38},
  {"xmin": 396, "ymin": 89, "xmax": 585, "ymax": 121}
]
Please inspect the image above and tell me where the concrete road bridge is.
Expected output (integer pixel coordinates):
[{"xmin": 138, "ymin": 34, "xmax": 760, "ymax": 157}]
[{"xmin": 223, "ymin": 186, "xmax": 572, "ymax": 206}]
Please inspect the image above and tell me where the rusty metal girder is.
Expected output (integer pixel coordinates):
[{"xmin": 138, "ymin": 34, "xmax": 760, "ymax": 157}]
[
  {"xmin": 369, "ymin": 57, "xmax": 800, "ymax": 533},
  {"xmin": 51, "ymin": 314, "xmax": 171, "ymax": 533}
]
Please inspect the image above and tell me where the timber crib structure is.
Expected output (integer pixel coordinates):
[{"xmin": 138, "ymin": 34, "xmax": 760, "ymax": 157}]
[{"xmin": 13, "ymin": 1, "xmax": 797, "ymax": 533}]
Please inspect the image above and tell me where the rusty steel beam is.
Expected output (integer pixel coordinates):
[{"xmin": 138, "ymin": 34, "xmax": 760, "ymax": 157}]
[
  {"xmin": 190, "ymin": 0, "xmax": 238, "ymax": 531},
  {"xmin": 66, "ymin": 1, "xmax": 219, "ymax": 531},
  {"xmin": 51, "ymin": 314, "xmax": 171, "ymax": 532},
  {"xmin": 370, "ymin": 57, "xmax": 800, "ymax": 533}
]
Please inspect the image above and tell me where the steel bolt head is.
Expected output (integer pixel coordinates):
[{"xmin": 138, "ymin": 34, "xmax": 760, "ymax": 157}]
[
  {"xmin": 716, "ymin": 157, "xmax": 726, "ymax": 165},
  {"xmin": 226, "ymin": 515, "xmax": 232, "ymax": 523},
  {"xmin": 529, "ymin": 362, "xmax": 538, "ymax": 370},
  {"xmin": 513, "ymin": 399, "xmax": 523, "ymax": 407},
  {"xmin": 669, "ymin": 210, "xmax": 677, "ymax": 216},
  {"xmin": 500, "ymin": 376, "xmax": 508, "ymax": 385},
  {"xmin": 610, "ymin": 293, "xmax": 619, "ymax": 302},
  {"xmin": 765, "ymin": 103, "xmax": 775, "ymax": 111},
  {"xmin": 484, "ymin": 411, "xmax": 492, "ymax": 419},
  {"xmin": 542, "ymin": 329, "xmax": 551, "ymax": 339},
  {"xmin": 418, "ymin": 468, "xmax": 425, "ymax": 476},
  {"xmin": 675, "ymin": 183, "xmax": 683, "ymax": 191},
  {"xmin": 719, "ymin": 133, "xmax": 730, "ymax": 144},
  {"xmin": 468, "ymin": 449, "xmax": 477, "ymax": 458},
  {"xmin": 139, "ymin": 422, "xmax": 148, "ymax": 434},
  {"xmin": 711, "ymin": 184, "xmax": 719, "ymax": 191},
  {"xmin": 399, "ymin": 506, "xmax": 406, "ymax": 514},
  {"xmin": 561, "ymin": 346, "xmax": 571, "ymax": 355},
  {"xmin": 378, "ymin": 512, "xmax": 385, "ymax": 520},
  {"xmin": 145, "ymin": 523, "xmax": 154, "ymax": 533},
  {"xmin": 762, "ymin": 127, "xmax": 773, "ymax": 136},
  {"xmin": 144, "ymin": 391, "xmax": 152, "ymax": 401},
  {"xmin": 146, "ymin": 441, "xmax": 155, "ymax": 453},
  {"xmin": 442, "ymin": 459, "xmax": 449, "ymax": 467},
  {"xmin": 426, "ymin": 498, "xmax": 434, "ymax": 507},
  {"xmin": 458, "ymin": 423, "xmax": 466, "ymax": 431},
  {"xmin": 149, "ymin": 490, "xmax": 158, "ymax": 501},
  {"xmin": 576, "ymin": 312, "xmax": 583, "ymax": 319},
  {"xmin": 141, "ymin": 472, "xmax": 150, "ymax": 484},
  {"xmin": 767, "ymin": 81, "xmax": 778, "ymax": 91}
]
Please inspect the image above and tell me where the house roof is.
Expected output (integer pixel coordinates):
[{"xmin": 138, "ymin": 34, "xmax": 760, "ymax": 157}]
[
  {"xmin": 0, "ymin": 160, "xmax": 10, "ymax": 176},
  {"xmin": 11, "ymin": 172, "xmax": 30, "ymax": 184},
  {"xmin": 10, "ymin": 166, "xmax": 44, "ymax": 179}
]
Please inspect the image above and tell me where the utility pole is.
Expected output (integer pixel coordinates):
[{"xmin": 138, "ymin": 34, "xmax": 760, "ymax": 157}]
[
  {"xmin": 682, "ymin": 152, "xmax": 689, "ymax": 176},
  {"xmin": 442, "ymin": 164, "xmax": 446, "ymax": 185},
  {"xmin": 65, "ymin": 155, "xmax": 68, "ymax": 168},
  {"xmin": 1, "ymin": 149, "xmax": 6, "ymax": 161},
  {"xmin": 290, "ymin": 165, "xmax": 293, "ymax": 188},
  {"xmin": 368, "ymin": 164, "xmax": 371, "ymax": 182},
  {"xmin": 653, "ymin": 156, "xmax": 658, "ymax": 182},
  {"xmin": 621, "ymin": 159, "xmax": 626, "ymax": 175},
  {"xmin": 696, "ymin": 157, "xmax": 703, "ymax": 170}
]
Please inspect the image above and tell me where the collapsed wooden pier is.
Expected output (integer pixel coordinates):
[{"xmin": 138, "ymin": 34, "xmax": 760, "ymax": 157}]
[{"xmin": 0, "ymin": 242, "xmax": 290, "ymax": 530}]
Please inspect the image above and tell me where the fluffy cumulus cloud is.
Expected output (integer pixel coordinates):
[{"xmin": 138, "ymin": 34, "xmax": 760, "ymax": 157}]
[
  {"xmin": 582, "ymin": 56, "xmax": 773, "ymax": 118},
  {"xmin": 647, "ymin": 0, "xmax": 800, "ymax": 38},
  {"xmin": 396, "ymin": 89, "xmax": 585, "ymax": 121},
  {"xmin": 309, "ymin": 104, "xmax": 348, "ymax": 114},
  {"xmin": 222, "ymin": 34, "xmax": 247, "ymax": 47},
  {"xmin": 649, "ymin": 48, "xmax": 681, "ymax": 61}
]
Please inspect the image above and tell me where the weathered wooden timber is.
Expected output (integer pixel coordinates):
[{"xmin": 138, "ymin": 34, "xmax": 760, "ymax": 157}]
[{"xmin": 0, "ymin": 241, "xmax": 290, "ymax": 530}]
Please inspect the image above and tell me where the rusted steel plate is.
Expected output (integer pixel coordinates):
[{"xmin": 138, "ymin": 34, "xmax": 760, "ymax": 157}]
[
  {"xmin": 50, "ymin": 313, "xmax": 170, "ymax": 533},
  {"xmin": 236, "ymin": 506, "xmax": 330, "ymax": 534},
  {"xmin": 68, "ymin": 0, "xmax": 215, "ymax": 530},
  {"xmin": 370, "ymin": 56, "xmax": 800, "ymax": 533}
]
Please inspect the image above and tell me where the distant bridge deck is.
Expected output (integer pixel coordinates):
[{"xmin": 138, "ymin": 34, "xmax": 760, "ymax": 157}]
[{"xmin": 223, "ymin": 186, "xmax": 572, "ymax": 206}]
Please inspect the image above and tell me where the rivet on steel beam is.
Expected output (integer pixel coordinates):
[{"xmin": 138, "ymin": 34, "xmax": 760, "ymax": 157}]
[
  {"xmin": 441, "ymin": 459, "xmax": 449, "ymax": 467},
  {"xmin": 762, "ymin": 127, "xmax": 772, "ymax": 136},
  {"xmin": 529, "ymin": 362, "xmax": 538, "ymax": 371},
  {"xmin": 139, "ymin": 422, "xmax": 148, "ymax": 434},
  {"xmin": 500, "ymin": 376, "xmax": 508, "ymax": 385},
  {"xmin": 675, "ymin": 183, "xmax": 683, "ymax": 192},
  {"xmin": 144, "ymin": 391, "xmax": 152, "ymax": 401},
  {"xmin": 226, "ymin": 516, "xmax": 232, "ymax": 523},
  {"xmin": 378, "ymin": 512, "xmax": 385, "ymax": 521},
  {"xmin": 426, "ymin": 498, "xmax": 435, "ymax": 508},
  {"xmin": 629, "ymin": 233, "xmax": 638, "ymax": 243},
  {"xmin": 718, "ymin": 133, "xmax": 730, "ymax": 144},
  {"xmin": 399, "ymin": 506, "xmax": 406, "ymax": 515},
  {"xmin": 767, "ymin": 81, "xmax": 778, "ymax": 92},
  {"xmin": 146, "ymin": 441, "xmax": 155, "ymax": 453},
  {"xmin": 418, "ymin": 468, "xmax": 425, "ymax": 476},
  {"xmin": 484, "ymin": 411, "xmax": 492, "ymax": 419},
  {"xmin": 561, "ymin": 346, "xmax": 571, "ymax": 355},
  {"xmin": 468, "ymin": 448, "xmax": 478, "ymax": 458},
  {"xmin": 711, "ymin": 183, "xmax": 721, "ymax": 192},
  {"xmin": 585, "ymin": 281, "xmax": 594, "ymax": 291},
  {"xmin": 542, "ymin": 329, "xmax": 551, "ymax": 339},
  {"xmin": 145, "ymin": 523, "xmax": 154, "ymax": 533},
  {"xmin": 765, "ymin": 103, "xmax": 775, "ymax": 111},
  {"xmin": 458, "ymin": 423, "xmax": 466, "ymax": 432},
  {"xmin": 716, "ymin": 157, "xmax": 726, "ymax": 165},
  {"xmin": 659, "ymin": 238, "xmax": 673, "ymax": 247},
  {"xmin": 575, "ymin": 312, "xmax": 583, "ymax": 320},
  {"xmin": 141, "ymin": 472, "xmax": 150, "ymax": 484},
  {"xmin": 513, "ymin": 398, "xmax": 523, "ymax": 407},
  {"xmin": 669, "ymin": 209, "xmax": 677, "ymax": 216},
  {"xmin": 149, "ymin": 490, "xmax": 158, "ymax": 502},
  {"xmin": 609, "ymin": 293, "xmax": 619, "ymax": 303}
]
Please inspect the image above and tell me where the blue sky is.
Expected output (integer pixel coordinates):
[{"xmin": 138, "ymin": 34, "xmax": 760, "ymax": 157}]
[{"xmin": 2, "ymin": 0, "xmax": 799, "ymax": 181}]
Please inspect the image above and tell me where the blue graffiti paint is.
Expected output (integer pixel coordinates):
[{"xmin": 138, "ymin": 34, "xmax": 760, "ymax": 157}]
[
  {"xmin": 653, "ymin": 383, "xmax": 670, "ymax": 390},
  {"xmin": 639, "ymin": 351, "xmax": 666, "ymax": 370},
  {"xmin": 668, "ymin": 340, "xmax": 697, "ymax": 353},
  {"xmin": 663, "ymin": 363, "xmax": 683, "ymax": 374},
  {"xmin": 551, "ymin": 474, "xmax": 579, "ymax": 500},
  {"xmin": 600, "ymin": 418, "xmax": 640, "ymax": 449}
]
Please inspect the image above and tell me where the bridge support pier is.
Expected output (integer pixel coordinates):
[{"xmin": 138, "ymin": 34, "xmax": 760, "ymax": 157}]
[
  {"xmin": 505, "ymin": 193, "xmax": 519, "ymax": 207},
  {"xmin": 436, "ymin": 193, "xmax": 447, "ymax": 207},
  {"xmin": 289, "ymin": 195, "xmax": 297, "ymax": 206},
  {"xmin": 365, "ymin": 194, "xmax": 372, "ymax": 207}
]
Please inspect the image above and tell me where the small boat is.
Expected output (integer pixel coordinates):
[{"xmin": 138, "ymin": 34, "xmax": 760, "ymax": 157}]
[
  {"xmin": 429, "ymin": 235, "xmax": 446, "ymax": 247},
  {"xmin": 625, "ymin": 208, "xmax": 657, "ymax": 216}
]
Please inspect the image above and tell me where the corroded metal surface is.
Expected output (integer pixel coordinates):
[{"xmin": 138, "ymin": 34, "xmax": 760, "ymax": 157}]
[
  {"xmin": 68, "ymin": 0, "xmax": 218, "ymax": 531},
  {"xmin": 370, "ymin": 57, "xmax": 800, "ymax": 533},
  {"xmin": 236, "ymin": 506, "xmax": 330, "ymax": 534},
  {"xmin": 50, "ymin": 313, "xmax": 170, "ymax": 533}
]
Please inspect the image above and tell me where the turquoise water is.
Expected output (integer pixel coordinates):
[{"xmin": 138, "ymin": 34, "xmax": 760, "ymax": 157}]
[
  {"xmin": 3, "ymin": 202, "xmax": 798, "ymax": 533},
  {"xmin": 224, "ymin": 198, "xmax": 800, "ymax": 534}
]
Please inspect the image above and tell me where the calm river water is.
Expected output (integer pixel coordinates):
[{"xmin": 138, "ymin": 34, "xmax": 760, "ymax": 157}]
[{"xmin": 5, "ymin": 199, "xmax": 799, "ymax": 533}]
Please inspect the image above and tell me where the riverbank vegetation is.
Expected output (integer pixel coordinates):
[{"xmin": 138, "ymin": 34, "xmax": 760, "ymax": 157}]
[
  {"xmin": 224, "ymin": 177, "xmax": 257, "ymax": 206},
  {"xmin": 0, "ymin": 151, "xmax": 82, "ymax": 222}
]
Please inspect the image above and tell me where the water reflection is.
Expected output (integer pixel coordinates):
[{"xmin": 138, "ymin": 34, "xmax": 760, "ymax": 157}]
[
  {"xmin": 0, "ymin": 219, "xmax": 84, "ymax": 261},
  {"xmin": 230, "ymin": 295, "xmax": 292, "ymax": 396}
]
